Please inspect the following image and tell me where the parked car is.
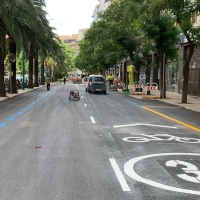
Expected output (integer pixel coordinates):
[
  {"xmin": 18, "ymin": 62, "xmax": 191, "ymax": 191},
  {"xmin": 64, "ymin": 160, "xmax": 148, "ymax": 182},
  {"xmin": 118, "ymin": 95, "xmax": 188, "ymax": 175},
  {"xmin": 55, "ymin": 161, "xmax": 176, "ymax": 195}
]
[
  {"xmin": 86, "ymin": 75, "xmax": 107, "ymax": 94},
  {"xmin": 4, "ymin": 78, "xmax": 9, "ymax": 92},
  {"xmin": 16, "ymin": 74, "xmax": 22, "ymax": 81},
  {"xmin": 4, "ymin": 71, "xmax": 9, "ymax": 82}
]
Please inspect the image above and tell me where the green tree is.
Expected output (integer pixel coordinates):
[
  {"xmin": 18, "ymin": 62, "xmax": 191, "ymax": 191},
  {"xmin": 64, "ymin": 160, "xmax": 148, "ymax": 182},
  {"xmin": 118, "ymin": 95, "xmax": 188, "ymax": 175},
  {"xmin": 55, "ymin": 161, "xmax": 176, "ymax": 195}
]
[
  {"xmin": 0, "ymin": 0, "xmax": 38, "ymax": 96},
  {"xmin": 139, "ymin": 0, "xmax": 179, "ymax": 98},
  {"xmin": 165, "ymin": 0, "xmax": 200, "ymax": 102},
  {"xmin": 99, "ymin": 0, "xmax": 154, "ymax": 90}
]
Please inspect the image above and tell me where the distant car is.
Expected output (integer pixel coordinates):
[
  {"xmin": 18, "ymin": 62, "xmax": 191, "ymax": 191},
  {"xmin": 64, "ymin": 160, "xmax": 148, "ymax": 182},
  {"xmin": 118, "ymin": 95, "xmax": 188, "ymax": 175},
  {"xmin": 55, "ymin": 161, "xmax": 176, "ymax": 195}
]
[
  {"xmin": 86, "ymin": 75, "xmax": 107, "ymax": 94},
  {"xmin": 4, "ymin": 78, "xmax": 9, "ymax": 92},
  {"xmin": 16, "ymin": 74, "xmax": 22, "ymax": 82},
  {"xmin": 4, "ymin": 71, "xmax": 9, "ymax": 82}
]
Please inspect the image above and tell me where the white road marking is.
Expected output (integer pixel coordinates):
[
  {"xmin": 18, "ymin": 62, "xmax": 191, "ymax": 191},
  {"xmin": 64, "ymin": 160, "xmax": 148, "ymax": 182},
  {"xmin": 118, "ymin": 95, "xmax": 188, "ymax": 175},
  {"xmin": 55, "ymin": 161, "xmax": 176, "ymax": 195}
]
[
  {"xmin": 84, "ymin": 103, "xmax": 87, "ymax": 107},
  {"xmin": 113, "ymin": 123, "xmax": 177, "ymax": 129},
  {"xmin": 108, "ymin": 133, "xmax": 115, "ymax": 141},
  {"xmin": 90, "ymin": 116, "xmax": 96, "ymax": 123},
  {"xmin": 122, "ymin": 134, "xmax": 200, "ymax": 143},
  {"xmin": 109, "ymin": 158, "xmax": 131, "ymax": 192},
  {"xmin": 124, "ymin": 153, "xmax": 200, "ymax": 195},
  {"xmin": 166, "ymin": 160, "xmax": 200, "ymax": 183}
]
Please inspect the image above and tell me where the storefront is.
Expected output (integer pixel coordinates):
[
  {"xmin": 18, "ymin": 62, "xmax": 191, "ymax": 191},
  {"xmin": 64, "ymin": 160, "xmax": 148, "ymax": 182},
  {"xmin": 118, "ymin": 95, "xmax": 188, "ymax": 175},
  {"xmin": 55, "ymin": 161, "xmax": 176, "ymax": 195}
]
[{"xmin": 165, "ymin": 61, "xmax": 179, "ymax": 92}]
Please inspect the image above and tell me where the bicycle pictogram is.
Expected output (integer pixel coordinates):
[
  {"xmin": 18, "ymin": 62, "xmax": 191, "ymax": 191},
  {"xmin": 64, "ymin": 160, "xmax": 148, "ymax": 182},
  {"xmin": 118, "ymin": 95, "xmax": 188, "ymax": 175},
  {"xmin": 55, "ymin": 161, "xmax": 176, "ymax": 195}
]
[{"xmin": 122, "ymin": 134, "xmax": 200, "ymax": 143}]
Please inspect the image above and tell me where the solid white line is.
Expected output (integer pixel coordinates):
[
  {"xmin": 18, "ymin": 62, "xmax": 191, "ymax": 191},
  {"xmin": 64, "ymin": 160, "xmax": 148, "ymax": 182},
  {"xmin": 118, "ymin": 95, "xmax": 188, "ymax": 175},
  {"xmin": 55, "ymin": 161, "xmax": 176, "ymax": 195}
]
[
  {"xmin": 113, "ymin": 123, "xmax": 177, "ymax": 129},
  {"xmin": 109, "ymin": 158, "xmax": 131, "ymax": 192},
  {"xmin": 90, "ymin": 116, "xmax": 96, "ymax": 123},
  {"xmin": 84, "ymin": 103, "xmax": 87, "ymax": 107},
  {"xmin": 113, "ymin": 124, "xmax": 140, "ymax": 128},
  {"xmin": 142, "ymin": 123, "xmax": 177, "ymax": 128}
]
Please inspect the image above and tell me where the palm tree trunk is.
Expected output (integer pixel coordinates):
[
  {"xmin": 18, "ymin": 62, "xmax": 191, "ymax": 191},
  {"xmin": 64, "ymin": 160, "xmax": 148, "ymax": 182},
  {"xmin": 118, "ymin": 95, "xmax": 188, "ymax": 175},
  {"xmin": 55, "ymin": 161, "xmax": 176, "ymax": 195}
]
[
  {"xmin": 9, "ymin": 37, "xmax": 17, "ymax": 93},
  {"xmin": 34, "ymin": 50, "xmax": 39, "ymax": 87},
  {"xmin": 41, "ymin": 57, "xmax": 45, "ymax": 85},
  {"xmin": 0, "ymin": 35, "xmax": 6, "ymax": 97},
  {"xmin": 27, "ymin": 44, "xmax": 34, "ymax": 88}
]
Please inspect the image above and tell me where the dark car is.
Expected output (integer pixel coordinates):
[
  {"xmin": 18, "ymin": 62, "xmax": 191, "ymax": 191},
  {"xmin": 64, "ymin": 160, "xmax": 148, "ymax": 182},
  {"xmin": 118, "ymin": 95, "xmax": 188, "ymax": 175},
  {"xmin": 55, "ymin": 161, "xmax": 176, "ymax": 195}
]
[{"xmin": 86, "ymin": 75, "xmax": 107, "ymax": 94}]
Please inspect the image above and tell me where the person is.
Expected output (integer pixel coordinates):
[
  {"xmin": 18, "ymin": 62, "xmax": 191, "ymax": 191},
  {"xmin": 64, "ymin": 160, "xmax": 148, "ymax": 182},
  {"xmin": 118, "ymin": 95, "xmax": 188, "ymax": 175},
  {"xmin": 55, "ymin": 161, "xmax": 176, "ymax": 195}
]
[
  {"xmin": 63, "ymin": 77, "xmax": 66, "ymax": 85},
  {"xmin": 45, "ymin": 75, "xmax": 51, "ymax": 90},
  {"xmin": 108, "ymin": 73, "xmax": 114, "ymax": 87}
]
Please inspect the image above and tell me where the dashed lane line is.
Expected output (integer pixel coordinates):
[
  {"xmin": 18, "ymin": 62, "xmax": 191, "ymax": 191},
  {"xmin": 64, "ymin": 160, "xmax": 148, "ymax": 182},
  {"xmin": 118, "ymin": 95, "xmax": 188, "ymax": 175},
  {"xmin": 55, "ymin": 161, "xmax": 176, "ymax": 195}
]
[{"xmin": 90, "ymin": 116, "xmax": 96, "ymax": 123}]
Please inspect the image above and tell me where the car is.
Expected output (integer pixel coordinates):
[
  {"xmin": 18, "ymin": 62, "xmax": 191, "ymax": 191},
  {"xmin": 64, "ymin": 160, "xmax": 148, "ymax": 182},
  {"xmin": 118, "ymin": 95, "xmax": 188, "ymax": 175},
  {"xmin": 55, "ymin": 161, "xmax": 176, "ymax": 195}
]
[
  {"xmin": 4, "ymin": 71, "xmax": 9, "ymax": 82},
  {"xmin": 86, "ymin": 75, "xmax": 107, "ymax": 94}
]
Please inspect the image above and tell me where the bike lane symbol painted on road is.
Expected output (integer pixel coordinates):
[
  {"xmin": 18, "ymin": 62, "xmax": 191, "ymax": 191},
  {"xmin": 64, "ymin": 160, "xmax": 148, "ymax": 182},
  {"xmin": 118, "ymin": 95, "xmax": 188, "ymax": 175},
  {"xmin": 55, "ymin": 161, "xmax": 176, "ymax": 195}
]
[
  {"xmin": 124, "ymin": 153, "xmax": 200, "ymax": 196},
  {"xmin": 122, "ymin": 134, "xmax": 200, "ymax": 143}
]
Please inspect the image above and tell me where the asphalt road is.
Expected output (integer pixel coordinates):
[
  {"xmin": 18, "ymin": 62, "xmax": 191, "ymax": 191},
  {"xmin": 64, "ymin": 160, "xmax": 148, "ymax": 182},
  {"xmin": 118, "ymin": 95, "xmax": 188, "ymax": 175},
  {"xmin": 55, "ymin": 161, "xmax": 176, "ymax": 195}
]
[{"xmin": 0, "ymin": 82, "xmax": 200, "ymax": 200}]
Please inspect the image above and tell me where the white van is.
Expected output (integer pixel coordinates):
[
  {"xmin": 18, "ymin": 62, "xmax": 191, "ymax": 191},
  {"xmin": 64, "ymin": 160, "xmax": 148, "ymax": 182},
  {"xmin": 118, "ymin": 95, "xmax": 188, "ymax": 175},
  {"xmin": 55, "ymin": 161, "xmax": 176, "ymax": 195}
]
[{"xmin": 4, "ymin": 71, "xmax": 9, "ymax": 82}]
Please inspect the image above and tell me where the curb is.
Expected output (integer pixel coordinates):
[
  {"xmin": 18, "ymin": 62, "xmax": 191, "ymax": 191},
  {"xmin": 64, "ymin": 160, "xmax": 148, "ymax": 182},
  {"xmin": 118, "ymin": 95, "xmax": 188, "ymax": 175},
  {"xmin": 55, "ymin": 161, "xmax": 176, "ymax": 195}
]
[{"xmin": 0, "ymin": 84, "xmax": 46, "ymax": 102}]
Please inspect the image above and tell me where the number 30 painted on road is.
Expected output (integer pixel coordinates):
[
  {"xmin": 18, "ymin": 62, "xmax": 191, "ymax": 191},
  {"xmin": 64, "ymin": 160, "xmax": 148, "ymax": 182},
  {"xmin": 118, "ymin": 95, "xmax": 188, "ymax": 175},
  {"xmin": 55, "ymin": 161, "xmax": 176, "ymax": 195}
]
[{"xmin": 166, "ymin": 160, "xmax": 200, "ymax": 183}]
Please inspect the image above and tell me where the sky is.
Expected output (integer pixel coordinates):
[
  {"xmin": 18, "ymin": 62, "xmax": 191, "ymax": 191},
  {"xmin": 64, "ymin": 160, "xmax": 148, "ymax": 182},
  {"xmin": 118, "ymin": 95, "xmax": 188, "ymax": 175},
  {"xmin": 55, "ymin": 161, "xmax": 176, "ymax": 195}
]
[{"xmin": 45, "ymin": 0, "xmax": 99, "ymax": 36}]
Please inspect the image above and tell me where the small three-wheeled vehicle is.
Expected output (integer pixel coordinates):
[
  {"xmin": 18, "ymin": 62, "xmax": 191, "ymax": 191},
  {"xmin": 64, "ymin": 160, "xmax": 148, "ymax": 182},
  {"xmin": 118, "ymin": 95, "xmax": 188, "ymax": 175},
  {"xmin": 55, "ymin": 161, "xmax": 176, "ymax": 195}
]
[{"xmin": 69, "ymin": 90, "xmax": 80, "ymax": 100}]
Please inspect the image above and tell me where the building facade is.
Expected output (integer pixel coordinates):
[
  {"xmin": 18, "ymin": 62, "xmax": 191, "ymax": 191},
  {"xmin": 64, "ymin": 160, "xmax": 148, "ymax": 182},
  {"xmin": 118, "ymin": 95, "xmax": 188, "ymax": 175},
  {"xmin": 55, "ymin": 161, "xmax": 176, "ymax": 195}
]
[
  {"xmin": 92, "ymin": 0, "xmax": 111, "ymax": 22},
  {"xmin": 59, "ymin": 34, "xmax": 78, "ymax": 54}
]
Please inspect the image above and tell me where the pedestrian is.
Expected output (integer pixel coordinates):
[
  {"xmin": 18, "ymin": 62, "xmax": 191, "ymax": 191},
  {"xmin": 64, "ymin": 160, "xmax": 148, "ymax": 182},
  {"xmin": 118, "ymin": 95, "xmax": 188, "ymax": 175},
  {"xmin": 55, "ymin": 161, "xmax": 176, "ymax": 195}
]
[
  {"xmin": 63, "ymin": 77, "xmax": 66, "ymax": 85},
  {"xmin": 108, "ymin": 73, "xmax": 114, "ymax": 87},
  {"xmin": 45, "ymin": 75, "xmax": 51, "ymax": 90}
]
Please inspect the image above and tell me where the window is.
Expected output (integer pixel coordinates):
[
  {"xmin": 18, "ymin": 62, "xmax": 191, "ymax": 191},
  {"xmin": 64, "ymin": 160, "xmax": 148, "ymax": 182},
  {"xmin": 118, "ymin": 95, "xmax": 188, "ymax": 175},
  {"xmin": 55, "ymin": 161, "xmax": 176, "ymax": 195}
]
[{"xmin": 92, "ymin": 77, "xmax": 105, "ymax": 82}]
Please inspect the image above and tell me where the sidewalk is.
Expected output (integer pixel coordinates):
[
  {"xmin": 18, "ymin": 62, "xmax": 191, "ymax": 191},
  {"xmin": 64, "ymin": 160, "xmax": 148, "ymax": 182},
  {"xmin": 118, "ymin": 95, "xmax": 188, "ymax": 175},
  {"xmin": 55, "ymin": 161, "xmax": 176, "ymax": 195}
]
[
  {"xmin": 128, "ymin": 87, "xmax": 200, "ymax": 113},
  {"xmin": 0, "ymin": 85, "xmax": 46, "ymax": 102}
]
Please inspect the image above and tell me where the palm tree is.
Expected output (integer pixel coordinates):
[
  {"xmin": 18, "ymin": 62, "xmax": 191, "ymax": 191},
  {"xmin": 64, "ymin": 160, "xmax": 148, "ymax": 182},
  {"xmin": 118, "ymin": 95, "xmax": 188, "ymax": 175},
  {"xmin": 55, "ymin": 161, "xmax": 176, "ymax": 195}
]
[{"xmin": 0, "ymin": 0, "xmax": 38, "ymax": 96}]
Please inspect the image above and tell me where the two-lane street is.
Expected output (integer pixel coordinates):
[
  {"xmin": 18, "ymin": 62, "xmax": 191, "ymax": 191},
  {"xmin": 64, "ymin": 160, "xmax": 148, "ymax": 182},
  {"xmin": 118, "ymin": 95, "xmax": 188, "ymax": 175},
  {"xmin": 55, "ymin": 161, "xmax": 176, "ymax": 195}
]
[{"xmin": 0, "ymin": 82, "xmax": 200, "ymax": 200}]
